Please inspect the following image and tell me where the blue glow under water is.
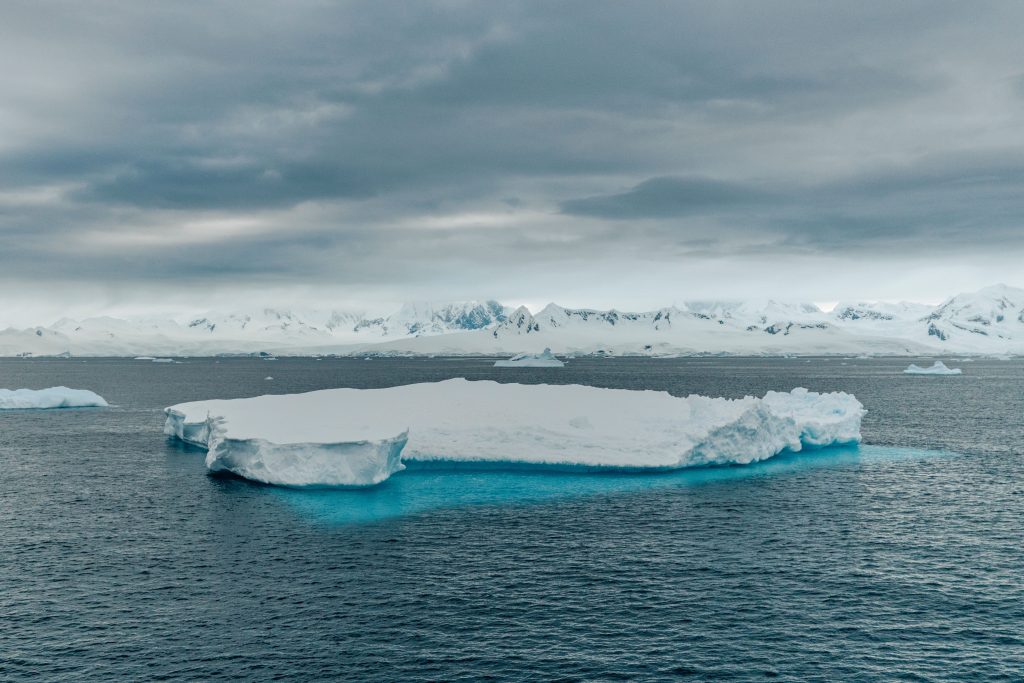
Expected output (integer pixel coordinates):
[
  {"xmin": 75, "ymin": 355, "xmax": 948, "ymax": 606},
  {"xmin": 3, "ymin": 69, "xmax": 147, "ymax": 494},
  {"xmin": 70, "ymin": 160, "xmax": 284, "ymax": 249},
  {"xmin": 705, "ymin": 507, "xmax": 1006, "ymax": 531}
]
[
  {"xmin": 278, "ymin": 445, "xmax": 942, "ymax": 526},
  {"xmin": 2, "ymin": 357, "xmax": 1023, "ymax": 681}
]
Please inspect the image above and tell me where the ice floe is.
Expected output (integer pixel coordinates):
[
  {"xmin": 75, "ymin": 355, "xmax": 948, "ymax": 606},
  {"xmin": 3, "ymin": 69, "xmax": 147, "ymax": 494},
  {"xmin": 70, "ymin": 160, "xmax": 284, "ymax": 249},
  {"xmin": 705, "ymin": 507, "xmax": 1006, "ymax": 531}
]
[
  {"xmin": 904, "ymin": 361, "xmax": 962, "ymax": 375},
  {"xmin": 164, "ymin": 379, "xmax": 863, "ymax": 488},
  {"xmin": 0, "ymin": 387, "xmax": 109, "ymax": 410},
  {"xmin": 494, "ymin": 348, "xmax": 565, "ymax": 367}
]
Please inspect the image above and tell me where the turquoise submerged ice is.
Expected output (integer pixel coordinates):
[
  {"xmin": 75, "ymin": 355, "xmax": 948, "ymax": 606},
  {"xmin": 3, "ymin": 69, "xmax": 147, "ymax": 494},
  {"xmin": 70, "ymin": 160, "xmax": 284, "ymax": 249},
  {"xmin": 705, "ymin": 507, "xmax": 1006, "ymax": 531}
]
[
  {"xmin": 164, "ymin": 379, "xmax": 864, "ymax": 488},
  {"xmin": 280, "ymin": 445, "xmax": 941, "ymax": 526}
]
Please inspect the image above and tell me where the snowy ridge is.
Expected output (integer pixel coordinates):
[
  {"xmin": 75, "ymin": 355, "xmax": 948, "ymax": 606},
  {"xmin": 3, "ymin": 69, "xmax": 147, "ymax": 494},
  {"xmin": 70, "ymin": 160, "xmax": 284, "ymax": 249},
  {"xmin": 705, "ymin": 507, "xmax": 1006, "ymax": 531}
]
[
  {"xmin": 5, "ymin": 285, "xmax": 1024, "ymax": 356},
  {"xmin": 164, "ymin": 379, "xmax": 864, "ymax": 487}
]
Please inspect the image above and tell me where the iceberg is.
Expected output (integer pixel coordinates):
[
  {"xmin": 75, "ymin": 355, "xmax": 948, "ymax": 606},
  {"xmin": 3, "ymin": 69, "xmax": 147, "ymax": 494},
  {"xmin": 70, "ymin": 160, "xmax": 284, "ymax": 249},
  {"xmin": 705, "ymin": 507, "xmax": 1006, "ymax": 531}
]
[
  {"xmin": 904, "ymin": 361, "xmax": 962, "ymax": 375},
  {"xmin": 0, "ymin": 386, "xmax": 109, "ymax": 410},
  {"xmin": 494, "ymin": 347, "xmax": 565, "ymax": 367},
  {"xmin": 164, "ymin": 395, "xmax": 410, "ymax": 487},
  {"xmin": 164, "ymin": 379, "xmax": 863, "ymax": 488}
]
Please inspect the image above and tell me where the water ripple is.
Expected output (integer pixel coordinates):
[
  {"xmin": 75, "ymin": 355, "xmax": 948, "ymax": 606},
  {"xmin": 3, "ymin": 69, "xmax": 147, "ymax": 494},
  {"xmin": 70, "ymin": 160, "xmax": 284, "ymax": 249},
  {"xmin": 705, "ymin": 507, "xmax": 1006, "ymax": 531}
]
[{"xmin": 1, "ymin": 358, "xmax": 1022, "ymax": 681}]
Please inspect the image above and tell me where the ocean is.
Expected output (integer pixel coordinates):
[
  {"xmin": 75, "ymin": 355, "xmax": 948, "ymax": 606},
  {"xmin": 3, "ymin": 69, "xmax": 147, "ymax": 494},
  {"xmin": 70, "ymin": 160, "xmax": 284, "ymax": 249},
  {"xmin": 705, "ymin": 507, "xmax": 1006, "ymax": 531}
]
[{"xmin": 1, "ymin": 357, "xmax": 1021, "ymax": 681}]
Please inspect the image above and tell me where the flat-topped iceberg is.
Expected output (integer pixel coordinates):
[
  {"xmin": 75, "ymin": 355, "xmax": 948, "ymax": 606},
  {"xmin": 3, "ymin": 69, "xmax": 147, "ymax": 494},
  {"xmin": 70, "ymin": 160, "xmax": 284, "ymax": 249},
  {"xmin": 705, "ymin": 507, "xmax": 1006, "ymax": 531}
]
[
  {"xmin": 0, "ymin": 387, "xmax": 108, "ymax": 410},
  {"xmin": 164, "ymin": 379, "xmax": 863, "ymax": 488},
  {"xmin": 904, "ymin": 361, "xmax": 962, "ymax": 375},
  {"xmin": 494, "ymin": 348, "xmax": 564, "ymax": 367},
  {"xmin": 165, "ymin": 395, "xmax": 409, "ymax": 487}
]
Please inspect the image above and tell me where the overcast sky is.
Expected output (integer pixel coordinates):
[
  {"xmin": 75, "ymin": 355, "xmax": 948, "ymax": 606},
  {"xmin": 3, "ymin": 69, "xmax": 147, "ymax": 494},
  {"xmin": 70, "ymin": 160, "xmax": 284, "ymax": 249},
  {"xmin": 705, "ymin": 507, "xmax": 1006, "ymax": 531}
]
[{"xmin": 2, "ymin": 1, "xmax": 1024, "ymax": 323}]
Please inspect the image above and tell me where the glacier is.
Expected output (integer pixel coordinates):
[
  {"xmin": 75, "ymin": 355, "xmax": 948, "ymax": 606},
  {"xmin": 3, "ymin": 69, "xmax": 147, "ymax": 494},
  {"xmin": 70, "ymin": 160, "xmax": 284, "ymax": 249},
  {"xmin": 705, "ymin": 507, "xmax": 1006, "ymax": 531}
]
[
  {"xmin": 164, "ymin": 379, "xmax": 864, "ymax": 487},
  {"xmin": 904, "ymin": 361, "xmax": 962, "ymax": 375},
  {"xmin": 0, "ymin": 387, "xmax": 109, "ymax": 410},
  {"xmin": 5, "ymin": 284, "xmax": 1024, "ymax": 357},
  {"xmin": 494, "ymin": 347, "xmax": 565, "ymax": 367}
]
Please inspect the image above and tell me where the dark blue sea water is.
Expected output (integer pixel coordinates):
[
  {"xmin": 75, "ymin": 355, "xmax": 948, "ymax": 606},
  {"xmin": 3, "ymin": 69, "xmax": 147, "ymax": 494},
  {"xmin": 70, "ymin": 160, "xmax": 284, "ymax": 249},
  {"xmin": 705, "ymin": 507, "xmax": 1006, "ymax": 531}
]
[{"xmin": 2, "ymin": 357, "xmax": 1022, "ymax": 681}]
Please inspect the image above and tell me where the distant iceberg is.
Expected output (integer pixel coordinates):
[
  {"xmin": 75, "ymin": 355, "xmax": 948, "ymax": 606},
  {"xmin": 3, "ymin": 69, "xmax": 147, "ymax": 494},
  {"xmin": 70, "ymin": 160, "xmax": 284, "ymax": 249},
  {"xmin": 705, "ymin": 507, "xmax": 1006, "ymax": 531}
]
[
  {"xmin": 0, "ymin": 387, "xmax": 108, "ymax": 410},
  {"xmin": 904, "ymin": 361, "xmax": 962, "ymax": 375},
  {"xmin": 494, "ymin": 348, "xmax": 564, "ymax": 367},
  {"xmin": 151, "ymin": 358, "xmax": 174, "ymax": 363},
  {"xmin": 164, "ymin": 379, "xmax": 863, "ymax": 488}
]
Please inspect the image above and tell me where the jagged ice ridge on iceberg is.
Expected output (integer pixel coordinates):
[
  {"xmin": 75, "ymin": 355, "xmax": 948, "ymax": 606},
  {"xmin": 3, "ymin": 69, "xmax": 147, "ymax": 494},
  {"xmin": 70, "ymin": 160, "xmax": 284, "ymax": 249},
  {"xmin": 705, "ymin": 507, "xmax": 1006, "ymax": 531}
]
[
  {"xmin": 0, "ymin": 387, "xmax": 109, "ymax": 410},
  {"xmin": 164, "ymin": 379, "xmax": 864, "ymax": 487}
]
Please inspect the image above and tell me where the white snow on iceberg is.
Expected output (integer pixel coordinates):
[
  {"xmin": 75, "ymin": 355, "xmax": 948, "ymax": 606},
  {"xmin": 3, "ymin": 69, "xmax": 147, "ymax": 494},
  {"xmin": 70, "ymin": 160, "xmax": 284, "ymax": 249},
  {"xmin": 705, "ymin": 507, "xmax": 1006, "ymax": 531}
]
[
  {"xmin": 494, "ymin": 348, "xmax": 565, "ymax": 367},
  {"xmin": 0, "ymin": 386, "xmax": 109, "ymax": 410},
  {"xmin": 164, "ymin": 379, "xmax": 863, "ymax": 488},
  {"xmin": 164, "ymin": 395, "xmax": 409, "ymax": 487},
  {"xmin": 904, "ymin": 361, "xmax": 962, "ymax": 375}
]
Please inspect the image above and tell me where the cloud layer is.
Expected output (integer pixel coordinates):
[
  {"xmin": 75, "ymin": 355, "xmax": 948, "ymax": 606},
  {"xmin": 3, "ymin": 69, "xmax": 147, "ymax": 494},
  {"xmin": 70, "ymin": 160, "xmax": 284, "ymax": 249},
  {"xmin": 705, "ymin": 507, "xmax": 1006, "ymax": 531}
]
[{"xmin": 1, "ymin": 0, "xmax": 1023, "ymax": 318}]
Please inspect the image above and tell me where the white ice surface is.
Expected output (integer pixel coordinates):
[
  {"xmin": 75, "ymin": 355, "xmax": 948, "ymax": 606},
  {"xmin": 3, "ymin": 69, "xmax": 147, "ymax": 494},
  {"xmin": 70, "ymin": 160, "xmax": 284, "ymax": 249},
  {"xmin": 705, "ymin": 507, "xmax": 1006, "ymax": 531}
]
[
  {"xmin": 0, "ymin": 386, "xmax": 109, "ymax": 410},
  {"xmin": 494, "ymin": 347, "xmax": 565, "ymax": 367},
  {"xmin": 904, "ymin": 361, "xmax": 962, "ymax": 375},
  {"xmin": 6, "ymin": 284, "xmax": 1024, "ymax": 357},
  {"xmin": 164, "ymin": 379, "xmax": 863, "ymax": 487}
]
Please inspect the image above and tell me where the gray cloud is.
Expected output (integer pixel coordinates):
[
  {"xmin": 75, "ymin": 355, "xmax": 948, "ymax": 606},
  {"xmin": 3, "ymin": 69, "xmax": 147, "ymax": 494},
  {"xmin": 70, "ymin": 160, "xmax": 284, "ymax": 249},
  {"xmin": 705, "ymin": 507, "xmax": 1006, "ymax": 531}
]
[
  {"xmin": 561, "ymin": 177, "xmax": 776, "ymax": 219},
  {"xmin": 1, "ymin": 0, "xmax": 1023, "ymax": 313}
]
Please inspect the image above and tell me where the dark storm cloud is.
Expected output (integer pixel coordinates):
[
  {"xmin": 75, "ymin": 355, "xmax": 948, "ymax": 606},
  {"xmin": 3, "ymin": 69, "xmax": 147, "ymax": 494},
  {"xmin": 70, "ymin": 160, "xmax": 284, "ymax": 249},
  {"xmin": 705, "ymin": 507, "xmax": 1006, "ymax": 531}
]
[{"xmin": 1, "ymin": 0, "xmax": 1023, "ymax": 297}]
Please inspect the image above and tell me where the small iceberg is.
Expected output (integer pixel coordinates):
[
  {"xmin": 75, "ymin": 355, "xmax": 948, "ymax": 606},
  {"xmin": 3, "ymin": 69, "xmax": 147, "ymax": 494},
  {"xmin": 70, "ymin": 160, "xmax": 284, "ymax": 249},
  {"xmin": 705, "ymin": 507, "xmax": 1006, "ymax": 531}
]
[
  {"xmin": 164, "ymin": 379, "xmax": 864, "ymax": 488},
  {"xmin": 134, "ymin": 356, "xmax": 156, "ymax": 361},
  {"xmin": 494, "ymin": 348, "xmax": 565, "ymax": 367},
  {"xmin": 904, "ymin": 361, "xmax": 962, "ymax": 375},
  {"xmin": 0, "ymin": 387, "xmax": 109, "ymax": 410},
  {"xmin": 152, "ymin": 358, "xmax": 174, "ymax": 363}
]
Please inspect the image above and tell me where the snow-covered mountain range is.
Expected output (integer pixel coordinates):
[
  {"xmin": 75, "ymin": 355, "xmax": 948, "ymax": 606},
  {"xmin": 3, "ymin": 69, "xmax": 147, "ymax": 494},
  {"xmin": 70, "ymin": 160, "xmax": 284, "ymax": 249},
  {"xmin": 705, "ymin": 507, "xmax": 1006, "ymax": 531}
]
[{"xmin": 4, "ymin": 285, "xmax": 1024, "ymax": 357}]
